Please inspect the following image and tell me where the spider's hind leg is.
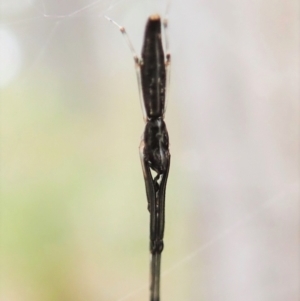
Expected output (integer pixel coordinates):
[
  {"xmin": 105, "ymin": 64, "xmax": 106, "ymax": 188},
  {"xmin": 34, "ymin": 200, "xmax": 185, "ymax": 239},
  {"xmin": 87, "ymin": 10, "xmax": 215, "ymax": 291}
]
[
  {"xmin": 162, "ymin": 15, "xmax": 171, "ymax": 115},
  {"xmin": 105, "ymin": 16, "xmax": 147, "ymax": 121}
]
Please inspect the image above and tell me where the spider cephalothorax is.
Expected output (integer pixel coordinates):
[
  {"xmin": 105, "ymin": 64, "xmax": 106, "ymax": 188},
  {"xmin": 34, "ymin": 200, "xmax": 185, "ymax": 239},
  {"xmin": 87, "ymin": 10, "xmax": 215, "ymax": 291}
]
[{"xmin": 143, "ymin": 119, "xmax": 170, "ymax": 175}]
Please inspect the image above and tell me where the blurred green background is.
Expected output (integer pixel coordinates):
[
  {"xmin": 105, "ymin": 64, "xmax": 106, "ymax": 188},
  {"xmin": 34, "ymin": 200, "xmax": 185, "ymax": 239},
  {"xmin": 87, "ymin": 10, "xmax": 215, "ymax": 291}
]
[{"xmin": 1, "ymin": 0, "xmax": 299, "ymax": 301}]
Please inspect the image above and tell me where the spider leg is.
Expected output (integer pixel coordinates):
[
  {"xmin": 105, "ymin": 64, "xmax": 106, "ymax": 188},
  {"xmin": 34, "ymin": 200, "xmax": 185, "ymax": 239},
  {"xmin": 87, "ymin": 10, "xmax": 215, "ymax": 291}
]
[
  {"xmin": 162, "ymin": 16, "xmax": 171, "ymax": 116},
  {"xmin": 156, "ymin": 155, "xmax": 170, "ymax": 251},
  {"xmin": 139, "ymin": 142, "xmax": 156, "ymax": 213},
  {"xmin": 140, "ymin": 142, "xmax": 170, "ymax": 301},
  {"xmin": 105, "ymin": 16, "xmax": 147, "ymax": 120},
  {"xmin": 105, "ymin": 16, "xmax": 139, "ymax": 64},
  {"xmin": 150, "ymin": 156, "xmax": 170, "ymax": 301},
  {"xmin": 140, "ymin": 143, "xmax": 171, "ymax": 254}
]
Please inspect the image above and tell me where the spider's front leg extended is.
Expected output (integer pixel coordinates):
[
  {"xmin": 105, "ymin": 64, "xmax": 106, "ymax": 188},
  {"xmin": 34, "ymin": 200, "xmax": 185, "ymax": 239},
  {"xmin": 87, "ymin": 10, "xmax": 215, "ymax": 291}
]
[
  {"xmin": 140, "ymin": 137, "xmax": 171, "ymax": 254},
  {"xmin": 139, "ymin": 141, "xmax": 156, "ymax": 213},
  {"xmin": 140, "ymin": 141, "xmax": 170, "ymax": 301}
]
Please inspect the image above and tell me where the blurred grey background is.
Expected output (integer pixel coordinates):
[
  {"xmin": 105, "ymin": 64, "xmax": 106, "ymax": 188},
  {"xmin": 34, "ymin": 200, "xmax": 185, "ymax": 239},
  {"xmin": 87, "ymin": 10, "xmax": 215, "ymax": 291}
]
[{"xmin": 0, "ymin": 0, "xmax": 299, "ymax": 300}]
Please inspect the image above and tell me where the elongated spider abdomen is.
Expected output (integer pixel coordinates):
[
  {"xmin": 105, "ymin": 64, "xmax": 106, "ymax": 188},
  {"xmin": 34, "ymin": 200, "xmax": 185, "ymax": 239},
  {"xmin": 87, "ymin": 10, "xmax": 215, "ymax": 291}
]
[{"xmin": 141, "ymin": 15, "xmax": 166, "ymax": 119}]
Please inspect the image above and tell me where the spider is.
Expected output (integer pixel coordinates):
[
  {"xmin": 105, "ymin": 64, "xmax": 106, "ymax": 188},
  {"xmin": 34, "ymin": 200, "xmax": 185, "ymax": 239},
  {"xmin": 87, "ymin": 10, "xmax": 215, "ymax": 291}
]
[{"xmin": 106, "ymin": 14, "xmax": 171, "ymax": 301}]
